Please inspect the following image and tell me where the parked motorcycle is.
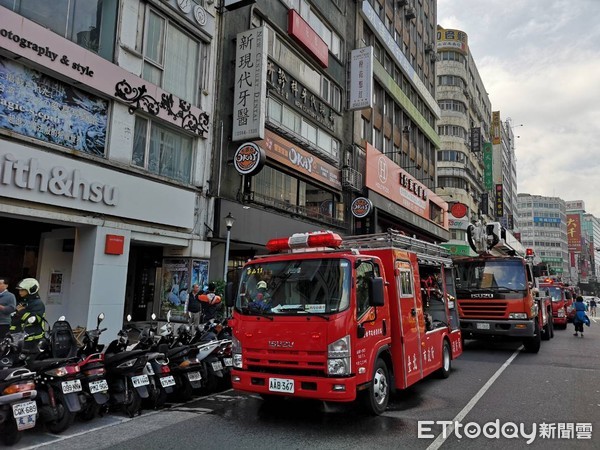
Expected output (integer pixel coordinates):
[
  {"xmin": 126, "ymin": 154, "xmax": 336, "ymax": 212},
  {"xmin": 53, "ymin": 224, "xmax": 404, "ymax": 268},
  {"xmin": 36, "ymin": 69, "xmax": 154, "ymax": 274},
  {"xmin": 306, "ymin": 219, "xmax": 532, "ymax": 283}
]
[
  {"xmin": 161, "ymin": 320, "xmax": 203, "ymax": 402},
  {"xmin": 103, "ymin": 316, "xmax": 150, "ymax": 417},
  {"xmin": 76, "ymin": 313, "xmax": 109, "ymax": 421},
  {"xmin": 0, "ymin": 331, "xmax": 38, "ymax": 445},
  {"xmin": 128, "ymin": 314, "xmax": 176, "ymax": 409},
  {"xmin": 25, "ymin": 317, "xmax": 83, "ymax": 433}
]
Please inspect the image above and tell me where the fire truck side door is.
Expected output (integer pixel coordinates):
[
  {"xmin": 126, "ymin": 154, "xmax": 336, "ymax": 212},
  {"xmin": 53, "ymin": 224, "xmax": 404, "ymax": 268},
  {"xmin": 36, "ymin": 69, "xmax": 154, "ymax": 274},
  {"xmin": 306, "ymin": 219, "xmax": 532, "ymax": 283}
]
[{"xmin": 395, "ymin": 260, "xmax": 423, "ymax": 387}]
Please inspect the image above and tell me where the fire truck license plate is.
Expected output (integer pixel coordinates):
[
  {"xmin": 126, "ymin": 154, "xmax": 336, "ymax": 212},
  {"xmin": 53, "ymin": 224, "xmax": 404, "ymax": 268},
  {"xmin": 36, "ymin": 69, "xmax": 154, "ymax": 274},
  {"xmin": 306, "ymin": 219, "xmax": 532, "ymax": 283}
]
[
  {"xmin": 187, "ymin": 371, "xmax": 202, "ymax": 382},
  {"xmin": 269, "ymin": 378, "xmax": 294, "ymax": 393},
  {"xmin": 159, "ymin": 376, "xmax": 176, "ymax": 388},
  {"xmin": 476, "ymin": 322, "xmax": 490, "ymax": 330},
  {"xmin": 61, "ymin": 379, "xmax": 82, "ymax": 394},
  {"xmin": 89, "ymin": 379, "xmax": 108, "ymax": 394},
  {"xmin": 131, "ymin": 375, "xmax": 150, "ymax": 387}
]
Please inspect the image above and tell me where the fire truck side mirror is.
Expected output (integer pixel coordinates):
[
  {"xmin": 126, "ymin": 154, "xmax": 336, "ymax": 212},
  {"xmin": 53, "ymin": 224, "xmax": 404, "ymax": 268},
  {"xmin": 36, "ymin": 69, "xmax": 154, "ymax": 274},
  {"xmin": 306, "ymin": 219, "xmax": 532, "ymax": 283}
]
[
  {"xmin": 368, "ymin": 277, "xmax": 385, "ymax": 307},
  {"xmin": 225, "ymin": 282, "xmax": 235, "ymax": 307}
]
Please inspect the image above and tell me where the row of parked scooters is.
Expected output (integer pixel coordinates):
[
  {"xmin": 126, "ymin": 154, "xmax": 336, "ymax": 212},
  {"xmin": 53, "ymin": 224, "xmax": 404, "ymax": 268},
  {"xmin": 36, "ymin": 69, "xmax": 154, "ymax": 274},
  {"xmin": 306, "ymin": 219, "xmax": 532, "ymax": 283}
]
[{"xmin": 0, "ymin": 312, "xmax": 232, "ymax": 445}]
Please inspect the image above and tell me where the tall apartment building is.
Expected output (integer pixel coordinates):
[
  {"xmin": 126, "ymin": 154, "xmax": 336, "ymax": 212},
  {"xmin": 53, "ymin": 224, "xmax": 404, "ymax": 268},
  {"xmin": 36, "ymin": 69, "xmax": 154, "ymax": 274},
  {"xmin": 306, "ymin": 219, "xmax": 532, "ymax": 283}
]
[
  {"xmin": 516, "ymin": 194, "xmax": 569, "ymax": 278},
  {"xmin": 0, "ymin": 0, "xmax": 220, "ymax": 336},
  {"xmin": 491, "ymin": 112, "xmax": 518, "ymax": 230},
  {"xmin": 435, "ymin": 26, "xmax": 492, "ymax": 256},
  {"xmin": 582, "ymin": 213, "xmax": 600, "ymax": 283}
]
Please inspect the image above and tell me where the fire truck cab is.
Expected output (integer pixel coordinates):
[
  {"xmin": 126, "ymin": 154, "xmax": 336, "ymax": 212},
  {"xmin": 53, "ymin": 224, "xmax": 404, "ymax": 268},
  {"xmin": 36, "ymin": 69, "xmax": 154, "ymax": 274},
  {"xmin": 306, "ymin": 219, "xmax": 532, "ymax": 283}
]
[
  {"xmin": 227, "ymin": 230, "xmax": 463, "ymax": 415},
  {"xmin": 454, "ymin": 222, "xmax": 554, "ymax": 353},
  {"xmin": 538, "ymin": 278, "xmax": 575, "ymax": 329}
]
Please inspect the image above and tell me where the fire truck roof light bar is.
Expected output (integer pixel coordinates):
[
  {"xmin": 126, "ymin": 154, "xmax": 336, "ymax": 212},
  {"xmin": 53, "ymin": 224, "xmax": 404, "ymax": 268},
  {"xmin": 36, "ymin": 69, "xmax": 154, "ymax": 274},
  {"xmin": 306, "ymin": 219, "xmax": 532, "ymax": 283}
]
[{"xmin": 266, "ymin": 231, "xmax": 343, "ymax": 253}]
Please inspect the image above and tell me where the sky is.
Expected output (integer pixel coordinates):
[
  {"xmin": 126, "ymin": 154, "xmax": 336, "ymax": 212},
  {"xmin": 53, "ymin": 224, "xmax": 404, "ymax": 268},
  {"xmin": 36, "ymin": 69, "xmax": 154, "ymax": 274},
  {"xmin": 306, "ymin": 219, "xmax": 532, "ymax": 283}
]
[{"xmin": 437, "ymin": 0, "xmax": 600, "ymax": 217}]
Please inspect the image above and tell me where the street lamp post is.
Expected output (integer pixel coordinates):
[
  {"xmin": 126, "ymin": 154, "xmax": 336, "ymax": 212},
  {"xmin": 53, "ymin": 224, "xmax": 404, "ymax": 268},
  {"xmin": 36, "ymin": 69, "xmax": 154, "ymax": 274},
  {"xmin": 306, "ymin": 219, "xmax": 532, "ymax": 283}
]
[{"xmin": 223, "ymin": 212, "xmax": 235, "ymax": 282}]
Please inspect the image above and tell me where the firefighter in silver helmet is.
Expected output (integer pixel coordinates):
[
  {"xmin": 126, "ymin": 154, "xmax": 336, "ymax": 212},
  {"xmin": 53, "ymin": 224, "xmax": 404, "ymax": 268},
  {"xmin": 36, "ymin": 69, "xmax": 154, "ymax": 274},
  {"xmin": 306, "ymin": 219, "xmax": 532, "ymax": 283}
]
[{"xmin": 10, "ymin": 278, "xmax": 46, "ymax": 348}]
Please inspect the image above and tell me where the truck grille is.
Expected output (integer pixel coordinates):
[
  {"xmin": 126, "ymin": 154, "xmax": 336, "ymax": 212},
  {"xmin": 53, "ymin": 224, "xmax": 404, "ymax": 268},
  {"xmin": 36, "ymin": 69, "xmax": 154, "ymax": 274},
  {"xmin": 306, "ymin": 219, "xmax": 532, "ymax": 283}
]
[
  {"xmin": 245, "ymin": 348, "xmax": 327, "ymax": 377},
  {"xmin": 459, "ymin": 300, "xmax": 508, "ymax": 318}
]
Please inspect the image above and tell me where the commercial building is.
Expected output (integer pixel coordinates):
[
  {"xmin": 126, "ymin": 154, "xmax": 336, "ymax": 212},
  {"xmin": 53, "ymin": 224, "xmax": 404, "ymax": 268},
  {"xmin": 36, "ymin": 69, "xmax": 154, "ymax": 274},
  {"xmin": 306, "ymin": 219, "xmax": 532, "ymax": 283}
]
[
  {"xmin": 0, "ymin": 0, "xmax": 220, "ymax": 336},
  {"xmin": 516, "ymin": 193, "xmax": 568, "ymax": 278},
  {"xmin": 434, "ymin": 26, "xmax": 492, "ymax": 256}
]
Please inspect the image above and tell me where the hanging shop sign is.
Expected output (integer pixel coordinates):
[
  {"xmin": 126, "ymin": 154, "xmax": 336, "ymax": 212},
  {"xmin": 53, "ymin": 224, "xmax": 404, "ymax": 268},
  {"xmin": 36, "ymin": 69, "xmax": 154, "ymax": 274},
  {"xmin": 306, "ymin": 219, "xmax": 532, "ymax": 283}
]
[
  {"xmin": 232, "ymin": 26, "xmax": 268, "ymax": 141},
  {"xmin": 349, "ymin": 46, "xmax": 374, "ymax": 111},
  {"xmin": 233, "ymin": 142, "xmax": 266, "ymax": 176},
  {"xmin": 351, "ymin": 197, "xmax": 373, "ymax": 218}
]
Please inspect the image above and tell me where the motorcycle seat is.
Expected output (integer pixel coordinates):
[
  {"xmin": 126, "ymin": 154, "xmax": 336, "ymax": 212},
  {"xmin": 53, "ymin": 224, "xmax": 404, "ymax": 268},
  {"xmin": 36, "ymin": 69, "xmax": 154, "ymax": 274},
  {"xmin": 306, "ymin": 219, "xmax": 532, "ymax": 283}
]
[
  {"xmin": 104, "ymin": 349, "xmax": 147, "ymax": 366},
  {"xmin": 27, "ymin": 357, "xmax": 79, "ymax": 371}
]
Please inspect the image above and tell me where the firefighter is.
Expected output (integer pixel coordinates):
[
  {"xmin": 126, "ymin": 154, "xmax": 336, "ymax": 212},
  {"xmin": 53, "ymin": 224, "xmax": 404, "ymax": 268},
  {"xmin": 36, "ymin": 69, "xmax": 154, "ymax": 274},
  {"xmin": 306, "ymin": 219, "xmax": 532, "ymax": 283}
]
[{"xmin": 10, "ymin": 278, "xmax": 46, "ymax": 350}]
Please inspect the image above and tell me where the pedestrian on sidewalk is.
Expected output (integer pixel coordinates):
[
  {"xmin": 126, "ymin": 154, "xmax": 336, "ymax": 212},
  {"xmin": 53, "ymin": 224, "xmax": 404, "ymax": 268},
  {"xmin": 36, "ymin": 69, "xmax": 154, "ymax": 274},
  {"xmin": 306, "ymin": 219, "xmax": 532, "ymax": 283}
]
[
  {"xmin": 573, "ymin": 296, "xmax": 590, "ymax": 337},
  {"xmin": 0, "ymin": 277, "xmax": 17, "ymax": 340},
  {"xmin": 590, "ymin": 297, "xmax": 597, "ymax": 317},
  {"xmin": 185, "ymin": 284, "xmax": 202, "ymax": 326}
]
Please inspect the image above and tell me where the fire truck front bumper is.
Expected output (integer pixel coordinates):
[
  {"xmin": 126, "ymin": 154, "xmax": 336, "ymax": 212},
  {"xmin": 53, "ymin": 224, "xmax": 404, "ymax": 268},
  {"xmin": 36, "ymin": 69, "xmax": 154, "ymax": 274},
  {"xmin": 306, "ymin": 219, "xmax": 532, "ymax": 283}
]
[
  {"xmin": 460, "ymin": 319, "xmax": 535, "ymax": 339},
  {"xmin": 231, "ymin": 369, "xmax": 358, "ymax": 402}
]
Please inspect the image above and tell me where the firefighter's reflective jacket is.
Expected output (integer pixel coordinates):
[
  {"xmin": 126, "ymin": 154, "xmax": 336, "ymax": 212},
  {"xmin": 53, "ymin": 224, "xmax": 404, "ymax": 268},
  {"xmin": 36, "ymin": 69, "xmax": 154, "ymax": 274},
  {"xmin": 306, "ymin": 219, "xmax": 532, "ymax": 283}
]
[{"xmin": 10, "ymin": 293, "xmax": 45, "ymax": 342}]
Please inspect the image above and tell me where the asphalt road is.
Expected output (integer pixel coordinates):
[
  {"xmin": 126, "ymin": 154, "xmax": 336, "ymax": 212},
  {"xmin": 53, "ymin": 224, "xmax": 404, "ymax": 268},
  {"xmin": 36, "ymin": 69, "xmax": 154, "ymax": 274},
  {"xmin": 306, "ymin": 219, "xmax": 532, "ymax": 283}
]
[{"xmin": 11, "ymin": 317, "xmax": 600, "ymax": 450}]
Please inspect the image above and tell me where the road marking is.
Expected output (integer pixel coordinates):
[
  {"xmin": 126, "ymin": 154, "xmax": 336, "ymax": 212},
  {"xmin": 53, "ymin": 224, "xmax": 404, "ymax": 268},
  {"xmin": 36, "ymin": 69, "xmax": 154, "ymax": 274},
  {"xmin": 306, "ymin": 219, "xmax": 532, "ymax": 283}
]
[
  {"xmin": 425, "ymin": 346, "xmax": 522, "ymax": 450},
  {"xmin": 592, "ymin": 317, "xmax": 598, "ymax": 323}
]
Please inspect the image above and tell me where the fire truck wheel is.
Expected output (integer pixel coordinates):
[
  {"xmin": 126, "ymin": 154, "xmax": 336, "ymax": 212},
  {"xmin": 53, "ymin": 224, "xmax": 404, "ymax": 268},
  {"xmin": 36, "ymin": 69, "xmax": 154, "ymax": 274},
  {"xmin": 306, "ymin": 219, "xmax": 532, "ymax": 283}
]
[
  {"xmin": 437, "ymin": 341, "xmax": 452, "ymax": 379},
  {"xmin": 549, "ymin": 315, "xmax": 555, "ymax": 338},
  {"xmin": 523, "ymin": 320, "xmax": 541, "ymax": 353},
  {"xmin": 542, "ymin": 320, "xmax": 551, "ymax": 341},
  {"xmin": 361, "ymin": 359, "xmax": 389, "ymax": 415}
]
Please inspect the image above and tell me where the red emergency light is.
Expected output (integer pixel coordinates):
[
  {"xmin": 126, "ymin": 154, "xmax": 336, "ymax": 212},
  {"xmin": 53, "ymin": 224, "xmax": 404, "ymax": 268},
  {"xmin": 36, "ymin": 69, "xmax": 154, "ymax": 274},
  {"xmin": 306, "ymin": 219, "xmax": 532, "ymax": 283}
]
[
  {"xmin": 526, "ymin": 248, "xmax": 534, "ymax": 257},
  {"xmin": 266, "ymin": 231, "xmax": 343, "ymax": 252}
]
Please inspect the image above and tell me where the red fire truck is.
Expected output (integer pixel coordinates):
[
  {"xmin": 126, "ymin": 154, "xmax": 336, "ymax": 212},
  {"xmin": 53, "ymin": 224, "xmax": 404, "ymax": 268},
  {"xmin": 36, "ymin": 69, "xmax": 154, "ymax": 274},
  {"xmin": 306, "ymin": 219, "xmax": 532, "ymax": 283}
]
[
  {"xmin": 454, "ymin": 222, "xmax": 553, "ymax": 353},
  {"xmin": 538, "ymin": 278, "xmax": 575, "ymax": 329},
  {"xmin": 226, "ymin": 230, "xmax": 463, "ymax": 415}
]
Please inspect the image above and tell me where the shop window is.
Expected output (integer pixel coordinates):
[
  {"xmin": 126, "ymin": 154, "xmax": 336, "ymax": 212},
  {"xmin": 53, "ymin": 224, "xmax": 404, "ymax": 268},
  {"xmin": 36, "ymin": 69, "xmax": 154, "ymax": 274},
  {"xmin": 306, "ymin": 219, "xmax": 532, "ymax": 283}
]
[
  {"xmin": 3, "ymin": 0, "xmax": 117, "ymax": 61},
  {"xmin": 132, "ymin": 116, "xmax": 193, "ymax": 184},
  {"xmin": 141, "ymin": 7, "xmax": 204, "ymax": 105}
]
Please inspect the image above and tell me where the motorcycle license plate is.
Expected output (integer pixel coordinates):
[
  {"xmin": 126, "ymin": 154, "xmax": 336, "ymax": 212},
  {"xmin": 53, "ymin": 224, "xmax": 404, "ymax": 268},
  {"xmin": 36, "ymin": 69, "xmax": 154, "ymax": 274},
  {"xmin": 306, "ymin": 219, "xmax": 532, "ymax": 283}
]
[
  {"xmin": 269, "ymin": 378, "xmax": 294, "ymax": 394},
  {"xmin": 187, "ymin": 371, "xmax": 202, "ymax": 382},
  {"xmin": 211, "ymin": 361, "xmax": 223, "ymax": 372},
  {"xmin": 131, "ymin": 375, "xmax": 150, "ymax": 387},
  {"xmin": 61, "ymin": 379, "xmax": 82, "ymax": 394},
  {"xmin": 476, "ymin": 322, "xmax": 490, "ymax": 330},
  {"xmin": 89, "ymin": 379, "xmax": 109, "ymax": 394},
  {"xmin": 223, "ymin": 358, "xmax": 233, "ymax": 367},
  {"xmin": 12, "ymin": 400, "xmax": 37, "ymax": 431},
  {"xmin": 159, "ymin": 375, "xmax": 176, "ymax": 388}
]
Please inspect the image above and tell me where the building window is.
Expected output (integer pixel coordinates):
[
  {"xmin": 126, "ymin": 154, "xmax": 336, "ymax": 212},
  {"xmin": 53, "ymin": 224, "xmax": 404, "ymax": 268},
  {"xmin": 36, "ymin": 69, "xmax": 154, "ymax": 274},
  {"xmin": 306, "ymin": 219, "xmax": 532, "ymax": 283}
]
[
  {"xmin": 2, "ymin": 0, "xmax": 117, "ymax": 61},
  {"xmin": 132, "ymin": 116, "xmax": 193, "ymax": 184},
  {"xmin": 142, "ymin": 7, "xmax": 204, "ymax": 105}
]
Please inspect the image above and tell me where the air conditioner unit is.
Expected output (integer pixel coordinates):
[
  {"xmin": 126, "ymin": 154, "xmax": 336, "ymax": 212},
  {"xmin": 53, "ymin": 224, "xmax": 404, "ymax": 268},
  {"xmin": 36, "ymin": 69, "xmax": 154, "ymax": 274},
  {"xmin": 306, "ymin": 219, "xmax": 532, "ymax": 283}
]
[
  {"xmin": 397, "ymin": 0, "xmax": 409, "ymax": 7},
  {"xmin": 429, "ymin": 52, "xmax": 437, "ymax": 62},
  {"xmin": 425, "ymin": 42, "xmax": 435, "ymax": 53},
  {"xmin": 342, "ymin": 167, "xmax": 363, "ymax": 192},
  {"xmin": 405, "ymin": 6, "xmax": 416, "ymax": 20}
]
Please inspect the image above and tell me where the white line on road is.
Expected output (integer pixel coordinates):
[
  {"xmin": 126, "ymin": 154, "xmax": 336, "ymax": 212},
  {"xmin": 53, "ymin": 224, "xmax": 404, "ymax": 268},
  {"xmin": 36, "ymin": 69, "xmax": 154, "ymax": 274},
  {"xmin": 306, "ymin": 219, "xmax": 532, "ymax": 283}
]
[{"xmin": 425, "ymin": 346, "xmax": 522, "ymax": 450}]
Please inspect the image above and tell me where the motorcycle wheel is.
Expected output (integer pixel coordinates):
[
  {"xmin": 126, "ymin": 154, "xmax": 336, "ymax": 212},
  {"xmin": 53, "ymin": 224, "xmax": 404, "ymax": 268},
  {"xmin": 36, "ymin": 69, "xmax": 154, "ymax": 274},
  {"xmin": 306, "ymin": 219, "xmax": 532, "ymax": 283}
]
[
  {"xmin": 177, "ymin": 377, "xmax": 194, "ymax": 402},
  {"xmin": 46, "ymin": 396, "xmax": 75, "ymax": 434},
  {"xmin": 1, "ymin": 419, "xmax": 22, "ymax": 446},
  {"xmin": 154, "ymin": 387, "xmax": 168, "ymax": 409},
  {"xmin": 122, "ymin": 388, "xmax": 142, "ymax": 418},
  {"xmin": 79, "ymin": 402, "xmax": 101, "ymax": 422}
]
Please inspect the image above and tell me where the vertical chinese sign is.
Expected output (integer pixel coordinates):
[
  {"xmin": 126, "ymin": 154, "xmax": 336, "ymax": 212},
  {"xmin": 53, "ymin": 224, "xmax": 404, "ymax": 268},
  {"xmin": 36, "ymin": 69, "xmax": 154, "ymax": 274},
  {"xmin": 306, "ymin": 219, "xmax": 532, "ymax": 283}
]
[
  {"xmin": 349, "ymin": 47, "xmax": 373, "ymax": 110},
  {"xmin": 495, "ymin": 184, "xmax": 503, "ymax": 218},
  {"xmin": 232, "ymin": 26, "xmax": 268, "ymax": 141},
  {"xmin": 567, "ymin": 214, "xmax": 582, "ymax": 252}
]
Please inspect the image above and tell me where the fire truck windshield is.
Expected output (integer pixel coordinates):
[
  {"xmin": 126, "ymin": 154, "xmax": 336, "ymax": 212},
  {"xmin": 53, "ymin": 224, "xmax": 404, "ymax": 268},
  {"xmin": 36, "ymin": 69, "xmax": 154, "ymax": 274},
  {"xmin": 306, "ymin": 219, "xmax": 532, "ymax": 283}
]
[
  {"xmin": 543, "ymin": 286, "xmax": 565, "ymax": 302},
  {"xmin": 236, "ymin": 258, "xmax": 351, "ymax": 316},
  {"xmin": 455, "ymin": 259, "xmax": 527, "ymax": 292}
]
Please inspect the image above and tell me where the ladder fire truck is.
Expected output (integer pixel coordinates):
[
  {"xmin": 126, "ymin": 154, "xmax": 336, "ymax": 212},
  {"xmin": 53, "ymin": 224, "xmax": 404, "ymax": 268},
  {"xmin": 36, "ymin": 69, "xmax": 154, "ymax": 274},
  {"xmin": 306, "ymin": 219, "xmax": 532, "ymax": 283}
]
[
  {"xmin": 226, "ymin": 230, "xmax": 462, "ymax": 415},
  {"xmin": 454, "ymin": 221, "xmax": 554, "ymax": 352}
]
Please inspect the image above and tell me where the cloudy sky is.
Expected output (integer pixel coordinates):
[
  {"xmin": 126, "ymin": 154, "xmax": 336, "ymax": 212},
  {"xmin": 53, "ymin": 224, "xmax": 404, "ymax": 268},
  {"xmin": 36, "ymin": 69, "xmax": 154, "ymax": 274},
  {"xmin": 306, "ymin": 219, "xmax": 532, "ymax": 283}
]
[{"xmin": 438, "ymin": 0, "xmax": 600, "ymax": 216}]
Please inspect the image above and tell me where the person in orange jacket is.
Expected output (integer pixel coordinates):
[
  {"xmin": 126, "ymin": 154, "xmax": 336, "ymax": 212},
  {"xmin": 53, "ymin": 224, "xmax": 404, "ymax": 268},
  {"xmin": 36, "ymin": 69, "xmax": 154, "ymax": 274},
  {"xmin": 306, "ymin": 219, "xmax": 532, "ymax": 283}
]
[{"xmin": 199, "ymin": 282, "xmax": 222, "ymax": 321}]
